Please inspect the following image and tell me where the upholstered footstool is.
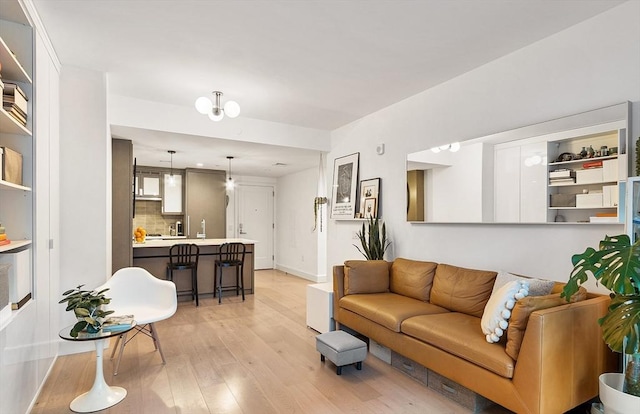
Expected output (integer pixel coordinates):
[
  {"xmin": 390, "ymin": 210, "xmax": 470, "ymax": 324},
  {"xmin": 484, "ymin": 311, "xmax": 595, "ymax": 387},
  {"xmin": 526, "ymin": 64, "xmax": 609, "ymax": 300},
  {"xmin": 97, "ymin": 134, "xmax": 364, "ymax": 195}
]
[{"xmin": 316, "ymin": 330, "xmax": 367, "ymax": 375}]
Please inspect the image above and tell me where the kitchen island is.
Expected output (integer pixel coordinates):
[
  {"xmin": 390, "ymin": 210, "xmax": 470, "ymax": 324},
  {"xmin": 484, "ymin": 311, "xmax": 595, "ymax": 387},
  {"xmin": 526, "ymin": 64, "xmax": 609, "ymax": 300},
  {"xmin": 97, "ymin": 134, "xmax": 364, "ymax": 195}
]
[{"xmin": 132, "ymin": 238, "xmax": 257, "ymax": 300}]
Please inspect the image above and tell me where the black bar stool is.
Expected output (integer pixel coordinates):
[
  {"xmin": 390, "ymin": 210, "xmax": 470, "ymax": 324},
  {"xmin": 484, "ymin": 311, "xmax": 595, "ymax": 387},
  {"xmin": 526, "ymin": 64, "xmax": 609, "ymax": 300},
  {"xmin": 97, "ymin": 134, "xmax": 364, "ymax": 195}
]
[
  {"xmin": 166, "ymin": 243, "xmax": 200, "ymax": 306},
  {"xmin": 214, "ymin": 242, "xmax": 246, "ymax": 304}
]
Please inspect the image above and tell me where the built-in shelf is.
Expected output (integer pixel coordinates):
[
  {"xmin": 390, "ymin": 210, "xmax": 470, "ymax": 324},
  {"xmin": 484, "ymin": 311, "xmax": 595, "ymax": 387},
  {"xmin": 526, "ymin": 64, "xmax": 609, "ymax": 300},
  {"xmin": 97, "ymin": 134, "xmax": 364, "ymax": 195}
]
[
  {"xmin": 549, "ymin": 180, "xmax": 617, "ymax": 188},
  {"xmin": 0, "ymin": 36, "xmax": 32, "ymax": 83},
  {"xmin": 0, "ymin": 239, "xmax": 31, "ymax": 253},
  {"xmin": 548, "ymin": 206, "xmax": 616, "ymax": 210},
  {"xmin": 0, "ymin": 107, "xmax": 31, "ymax": 135},
  {"xmin": 0, "ymin": 179, "xmax": 31, "ymax": 191},
  {"xmin": 548, "ymin": 154, "xmax": 618, "ymax": 167}
]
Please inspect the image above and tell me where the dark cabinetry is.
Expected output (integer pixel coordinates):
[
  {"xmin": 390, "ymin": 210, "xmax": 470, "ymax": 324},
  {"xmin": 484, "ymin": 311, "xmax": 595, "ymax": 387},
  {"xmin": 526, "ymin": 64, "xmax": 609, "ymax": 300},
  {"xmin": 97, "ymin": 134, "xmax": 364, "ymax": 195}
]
[{"xmin": 185, "ymin": 169, "xmax": 226, "ymax": 238}]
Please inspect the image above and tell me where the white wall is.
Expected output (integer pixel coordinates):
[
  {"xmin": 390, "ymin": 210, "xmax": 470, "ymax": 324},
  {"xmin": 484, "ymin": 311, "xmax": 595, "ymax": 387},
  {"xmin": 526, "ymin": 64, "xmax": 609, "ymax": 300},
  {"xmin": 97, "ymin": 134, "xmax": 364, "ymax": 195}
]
[
  {"xmin": 326, "ymin": 1, "xmax": 640, "ymax": 292},
  {"xmin": 58, "ymin": 66, "xmax": 110, "ymax": 354},
  {"xmin": 276, "ymin": 167, "xmax": 325, "ymax": 281}
]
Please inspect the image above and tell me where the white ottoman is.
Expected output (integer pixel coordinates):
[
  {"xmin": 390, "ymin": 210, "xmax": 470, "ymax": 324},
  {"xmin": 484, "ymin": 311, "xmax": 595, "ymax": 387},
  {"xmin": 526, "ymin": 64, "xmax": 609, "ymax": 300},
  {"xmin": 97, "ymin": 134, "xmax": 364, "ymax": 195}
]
[{"xmin": 316, "ymin": 330, "xmax": 367, "ymax": 375}]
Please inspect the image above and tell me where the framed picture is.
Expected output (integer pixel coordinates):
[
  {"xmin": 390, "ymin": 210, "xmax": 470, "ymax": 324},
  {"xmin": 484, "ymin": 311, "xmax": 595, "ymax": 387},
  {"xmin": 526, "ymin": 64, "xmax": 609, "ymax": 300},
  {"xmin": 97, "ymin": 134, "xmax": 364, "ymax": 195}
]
[
  {"xmin": 363, "ymin": 198, "xmax": 377, "ymax": 219},
  {"xmin": 331, "ymin": 153, "xmax": 359, "ymax": 219},
  {"xmin": 359, "ymin": 178, "xmax": 380, "ymax": 218}
]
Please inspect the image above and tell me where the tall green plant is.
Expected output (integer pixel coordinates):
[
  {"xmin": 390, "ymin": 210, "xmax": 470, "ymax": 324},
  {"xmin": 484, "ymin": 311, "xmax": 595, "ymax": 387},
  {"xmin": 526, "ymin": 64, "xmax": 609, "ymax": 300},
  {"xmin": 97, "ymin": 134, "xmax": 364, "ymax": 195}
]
[
  {"xmin": 354, "ymin": 216, "xmax": 390, "ymax": 260},
  {"xmin": 562, "ymin": 234, "xmax": 640, "ymax": 396}
]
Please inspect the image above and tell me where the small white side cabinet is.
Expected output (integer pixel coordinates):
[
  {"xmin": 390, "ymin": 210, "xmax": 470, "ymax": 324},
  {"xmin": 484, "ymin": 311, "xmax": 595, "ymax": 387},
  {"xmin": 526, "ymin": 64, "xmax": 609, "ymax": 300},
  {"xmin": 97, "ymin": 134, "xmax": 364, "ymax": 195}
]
[{"xmin": 306, "ymin": 282, "xmax": 335, "ymax": 333}]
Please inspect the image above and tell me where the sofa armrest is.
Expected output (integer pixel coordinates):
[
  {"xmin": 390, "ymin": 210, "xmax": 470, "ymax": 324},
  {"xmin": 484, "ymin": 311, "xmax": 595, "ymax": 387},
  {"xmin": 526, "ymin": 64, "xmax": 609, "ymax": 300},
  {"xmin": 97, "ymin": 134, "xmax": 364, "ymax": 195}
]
[
  {"xmin": 512, "ymin": 294, "xmax": 616, "ymax": 414},
  {"xmin": 333, "ymin": 265, "xmax": 345, "ymax": 318}
]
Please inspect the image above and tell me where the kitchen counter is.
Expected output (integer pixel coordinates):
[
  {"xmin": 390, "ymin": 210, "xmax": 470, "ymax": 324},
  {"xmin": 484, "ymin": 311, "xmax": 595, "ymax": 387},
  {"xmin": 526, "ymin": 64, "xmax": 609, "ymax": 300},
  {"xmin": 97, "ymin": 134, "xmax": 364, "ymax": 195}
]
[
  {"xmin": 132, "ymin": 238, "xmax": 257, "ymax": 300},
  {"xmin": 132, "ymin": 238, "xmax": 256, "ymax": 248}
]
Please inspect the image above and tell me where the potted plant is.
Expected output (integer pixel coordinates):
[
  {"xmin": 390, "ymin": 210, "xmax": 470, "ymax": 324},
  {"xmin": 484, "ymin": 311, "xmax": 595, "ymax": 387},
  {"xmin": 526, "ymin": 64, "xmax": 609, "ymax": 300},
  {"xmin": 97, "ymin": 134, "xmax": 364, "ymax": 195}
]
[
  {"xmin": 354, "ymin": 216, "xmax": 390, "ymax": 260},
  {"xmin": 562, "ymin": 234, "xmax": 640, "ymax": 403},
  {"xmin": 59, "ymin": 285, "xmax": 114, "ymax": 337}
]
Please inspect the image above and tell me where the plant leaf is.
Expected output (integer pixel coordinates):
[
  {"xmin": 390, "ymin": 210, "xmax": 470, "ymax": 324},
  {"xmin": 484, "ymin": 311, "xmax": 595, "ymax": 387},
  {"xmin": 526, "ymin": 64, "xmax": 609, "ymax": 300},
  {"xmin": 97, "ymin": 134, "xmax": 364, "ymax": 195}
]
[{"xmin": 600, "ymin": 294, "xmax": 640, "ymax": 354}]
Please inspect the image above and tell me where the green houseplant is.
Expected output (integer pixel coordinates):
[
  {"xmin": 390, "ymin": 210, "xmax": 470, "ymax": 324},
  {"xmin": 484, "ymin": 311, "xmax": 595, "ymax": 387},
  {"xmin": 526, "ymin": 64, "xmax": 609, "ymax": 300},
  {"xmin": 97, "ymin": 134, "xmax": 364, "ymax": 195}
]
[
  {"xmin": 354, "ymin": 216, "xmax": 390, "ymax": 260},
  {"xmin": 59, "ymin": 285, "xmax": 114, "ymax": 337},
  {"xmin": 562, "ymin": 234, "xmax": 640, "ymax": 396}
]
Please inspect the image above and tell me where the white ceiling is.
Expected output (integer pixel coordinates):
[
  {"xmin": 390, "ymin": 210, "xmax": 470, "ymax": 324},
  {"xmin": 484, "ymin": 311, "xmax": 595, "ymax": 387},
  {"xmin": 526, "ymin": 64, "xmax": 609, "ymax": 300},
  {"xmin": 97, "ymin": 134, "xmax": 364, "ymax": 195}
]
[{"xmin": 31, "ymin": 0, "xmax": 625, "ymax": 176}]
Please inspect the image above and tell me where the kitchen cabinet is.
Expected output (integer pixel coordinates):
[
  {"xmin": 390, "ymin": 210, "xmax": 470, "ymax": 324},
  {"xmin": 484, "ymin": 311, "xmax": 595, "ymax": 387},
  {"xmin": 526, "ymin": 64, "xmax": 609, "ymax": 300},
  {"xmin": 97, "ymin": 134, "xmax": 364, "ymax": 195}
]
[
  {"xmin": 112, "ymin": 139, "xmax": 133, "ymax": 272},
  {"xmin": 162, "ymin": 172, "xmax": 183, "ymax": 214},
  {"xmin": 135, "ymin": 170, "xmax": 161, "ymax": 200},
  {"xmin": 185, "ymin": 169, "xmax": 226, "ymax": 238}
]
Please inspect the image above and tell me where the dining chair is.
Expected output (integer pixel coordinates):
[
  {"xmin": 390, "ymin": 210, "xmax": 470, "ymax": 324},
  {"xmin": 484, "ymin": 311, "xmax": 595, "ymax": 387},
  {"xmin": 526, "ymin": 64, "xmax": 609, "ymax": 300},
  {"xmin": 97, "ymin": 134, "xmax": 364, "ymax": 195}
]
[{"xmin": 97, "ymin": 267, "xmax": 177, "ymax": 375}]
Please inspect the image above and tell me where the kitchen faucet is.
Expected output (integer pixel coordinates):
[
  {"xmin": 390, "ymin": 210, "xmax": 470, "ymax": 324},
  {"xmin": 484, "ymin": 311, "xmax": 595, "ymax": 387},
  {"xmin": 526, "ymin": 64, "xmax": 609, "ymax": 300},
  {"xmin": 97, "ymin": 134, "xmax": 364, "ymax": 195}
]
[{"xmin": 197, "ymin": 218, "xmax": 206, "ymax": 239}]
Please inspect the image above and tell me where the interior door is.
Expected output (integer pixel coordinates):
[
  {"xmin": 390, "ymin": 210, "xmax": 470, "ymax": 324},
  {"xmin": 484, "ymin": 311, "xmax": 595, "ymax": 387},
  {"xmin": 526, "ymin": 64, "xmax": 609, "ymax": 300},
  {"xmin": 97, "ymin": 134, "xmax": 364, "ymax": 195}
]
[{"xmin": 238, "ymin": 185, "xmax": 274, "ymax": 269}]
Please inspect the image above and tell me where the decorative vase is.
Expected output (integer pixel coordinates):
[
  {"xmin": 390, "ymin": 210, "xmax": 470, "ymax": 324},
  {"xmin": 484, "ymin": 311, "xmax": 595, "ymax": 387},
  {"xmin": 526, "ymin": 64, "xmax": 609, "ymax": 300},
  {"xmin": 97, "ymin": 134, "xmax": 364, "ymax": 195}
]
[
  {"xmin": 625, "ymin": 354, "xmax": 640, "ymax": 397},
  {"xmin": 599, "ymin": 373, "xmax": 640, "ymax": 414},
  {"xmin": 86, "ymin": 324, "xmax": 101, "ymax": 334}
]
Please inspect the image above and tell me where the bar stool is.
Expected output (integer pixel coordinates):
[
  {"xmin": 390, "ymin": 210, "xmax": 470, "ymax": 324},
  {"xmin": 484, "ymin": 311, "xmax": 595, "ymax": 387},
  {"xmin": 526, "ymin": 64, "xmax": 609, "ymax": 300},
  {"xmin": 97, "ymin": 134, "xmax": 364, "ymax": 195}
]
[
  {"xmin": 166, "ymin": 243, "xmax": 200, "ymax": 306},
  {"xmin": 214, "ymin": 242, "xmax": 246, "ymax": 304}
]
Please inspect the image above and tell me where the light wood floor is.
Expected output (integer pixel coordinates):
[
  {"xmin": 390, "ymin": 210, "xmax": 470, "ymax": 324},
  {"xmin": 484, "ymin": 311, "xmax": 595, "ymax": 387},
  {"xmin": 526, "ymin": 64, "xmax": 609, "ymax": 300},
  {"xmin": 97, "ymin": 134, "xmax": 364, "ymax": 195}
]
[{"xmin": 32, "ymin": 270, "xmax": 518, "ymax": 414}]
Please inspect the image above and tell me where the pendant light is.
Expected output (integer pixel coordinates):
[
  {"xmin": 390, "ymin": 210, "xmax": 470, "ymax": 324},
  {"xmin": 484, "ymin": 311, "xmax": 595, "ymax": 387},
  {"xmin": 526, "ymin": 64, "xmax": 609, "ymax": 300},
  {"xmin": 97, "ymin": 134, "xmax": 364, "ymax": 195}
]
[
  {"xmin": 226, "ymin": 156, "xmax": 235, "ymax": 189},
  {"xmin": 167, "ymin": 150, "xmax": 176, "ymax": 187}
]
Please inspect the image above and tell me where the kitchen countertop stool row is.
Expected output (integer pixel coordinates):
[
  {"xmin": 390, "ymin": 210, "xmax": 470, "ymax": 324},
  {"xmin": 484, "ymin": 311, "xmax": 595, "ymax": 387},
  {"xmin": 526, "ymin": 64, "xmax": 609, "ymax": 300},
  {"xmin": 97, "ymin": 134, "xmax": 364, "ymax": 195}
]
[{"xmin": 166, "ymin": 242, "xmax": 246, "ymax": 305}]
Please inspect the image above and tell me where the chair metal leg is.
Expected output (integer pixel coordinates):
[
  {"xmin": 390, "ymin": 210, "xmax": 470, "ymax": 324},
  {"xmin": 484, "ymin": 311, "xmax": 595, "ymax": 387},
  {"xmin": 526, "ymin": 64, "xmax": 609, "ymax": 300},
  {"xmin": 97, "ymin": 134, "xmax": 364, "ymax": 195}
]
[
  {"xmin": 240, "ymin": 264, "xmax": 245, "ymax": 301},
  {"xmin": 110, "ymin": 334, "xmax": 122, "ymax": 360},
  {"xmin": 149, "ymin": 323, "xmax": 166, "ymax": 364},
  {"xmin": 217, "ymin": 265, "xmax": 223, "ymax": 304},
  {"xmin": 193, "ymin": 268, "xmax": 199, "ymax": 306},
  {"xmin": 113, "ymin": 331, "xmax": 128, "ymax": 376}
]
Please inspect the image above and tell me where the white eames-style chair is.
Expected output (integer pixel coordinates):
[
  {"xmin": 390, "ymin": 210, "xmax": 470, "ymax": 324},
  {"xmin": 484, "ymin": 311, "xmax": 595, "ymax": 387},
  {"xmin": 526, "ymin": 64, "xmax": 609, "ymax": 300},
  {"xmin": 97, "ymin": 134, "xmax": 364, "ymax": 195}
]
[{"xmin": 97, "ymin": 267, "xmax": 177, "ymax": 375}]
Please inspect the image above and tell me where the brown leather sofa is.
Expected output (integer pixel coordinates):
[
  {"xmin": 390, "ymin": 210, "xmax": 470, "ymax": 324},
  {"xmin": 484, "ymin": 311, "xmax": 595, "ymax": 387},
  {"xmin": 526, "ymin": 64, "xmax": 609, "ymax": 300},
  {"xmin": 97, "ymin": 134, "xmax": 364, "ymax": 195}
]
[{"xmin": 332, "ymin": 258, "xmax": 616, "ymax": 414}]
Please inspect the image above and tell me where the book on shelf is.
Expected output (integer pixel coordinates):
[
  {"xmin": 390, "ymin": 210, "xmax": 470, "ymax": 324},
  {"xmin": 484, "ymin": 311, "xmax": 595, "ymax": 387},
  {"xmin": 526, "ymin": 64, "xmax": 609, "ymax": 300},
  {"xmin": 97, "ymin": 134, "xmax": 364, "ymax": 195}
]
[
  {"xmin": 102, "ymin": 314, "xmax": 135, "ymax": 331},
  {"xmin": 549, "ymin": 178, "xmax": 576, "ymax": 185},
  {"xmin": 11, "ymin": 292, "xmax": 31, "ymax": 310},
  {"xmin": 582, "ymin": 160, "xmax": 603, "ymax": 169},
  {"xmin": 549, "ymin": 169, "xmax": 575, "ymax": 179},
  {"xmin": 2, "ymin": 83, "xmax": 28, "ymax": 115},
  {"xmin": 0, "ymin": 239, "xmax": 11, "ymax": 246}
]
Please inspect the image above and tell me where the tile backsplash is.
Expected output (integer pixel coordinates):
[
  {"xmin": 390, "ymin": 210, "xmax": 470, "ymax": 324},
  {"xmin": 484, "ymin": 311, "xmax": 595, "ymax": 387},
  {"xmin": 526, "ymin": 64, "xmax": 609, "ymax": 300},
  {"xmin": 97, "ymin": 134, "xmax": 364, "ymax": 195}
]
[{"xmin": 133, "ymin": 200, "xmax": 183, "ymax": 235}]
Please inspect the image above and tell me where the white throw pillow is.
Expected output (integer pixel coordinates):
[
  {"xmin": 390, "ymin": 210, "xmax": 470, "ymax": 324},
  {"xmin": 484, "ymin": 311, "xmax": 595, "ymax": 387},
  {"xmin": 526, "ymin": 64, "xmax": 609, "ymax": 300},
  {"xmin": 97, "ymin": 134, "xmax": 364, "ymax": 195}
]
[
  {"xmin": 481, "ymin": 280, "xmax": 529, "ymax": 343},
  {"xmin": 492, "ymin": 270, "xmax": 555, "ymax": 297}
]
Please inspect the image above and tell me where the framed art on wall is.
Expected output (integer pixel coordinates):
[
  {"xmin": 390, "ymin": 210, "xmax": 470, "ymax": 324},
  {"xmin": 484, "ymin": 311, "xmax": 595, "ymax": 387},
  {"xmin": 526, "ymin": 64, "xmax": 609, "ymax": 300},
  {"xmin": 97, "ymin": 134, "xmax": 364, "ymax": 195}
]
[
  {"xmin": 331, "ymin": 153, "xmax": 359, "ymax": 219},
  {"xmin": 359, "ymin": 178, "xmax": 380, "ymax": 218}
]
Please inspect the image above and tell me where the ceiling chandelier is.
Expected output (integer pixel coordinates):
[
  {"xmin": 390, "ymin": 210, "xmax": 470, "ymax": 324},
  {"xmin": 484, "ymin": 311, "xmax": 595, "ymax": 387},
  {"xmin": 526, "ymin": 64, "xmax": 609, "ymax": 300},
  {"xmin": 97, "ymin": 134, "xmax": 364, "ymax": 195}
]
[
  {"xmin": 431, "ymin": 142, "xmax": 460, "ymax": 153},
  {"xmin": 195, "ymin": 91, "xmax": 240, "ymax": 121}
]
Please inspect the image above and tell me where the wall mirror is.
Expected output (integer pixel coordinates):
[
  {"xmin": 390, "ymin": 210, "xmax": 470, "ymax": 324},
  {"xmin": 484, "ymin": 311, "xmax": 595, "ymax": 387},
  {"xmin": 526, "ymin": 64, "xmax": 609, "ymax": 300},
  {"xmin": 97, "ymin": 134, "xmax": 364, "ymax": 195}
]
[{"xmin": 406, "ymin": 102, "xmax": 631, "ymax": 224}]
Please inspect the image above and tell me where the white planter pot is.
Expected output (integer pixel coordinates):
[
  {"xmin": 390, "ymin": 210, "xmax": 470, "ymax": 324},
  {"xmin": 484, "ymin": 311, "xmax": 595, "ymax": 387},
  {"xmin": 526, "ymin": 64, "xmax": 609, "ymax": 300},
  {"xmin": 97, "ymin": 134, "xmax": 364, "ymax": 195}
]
[{"xmin": 599, "ymin": 373, "xmax": 640, "ymax": 414}]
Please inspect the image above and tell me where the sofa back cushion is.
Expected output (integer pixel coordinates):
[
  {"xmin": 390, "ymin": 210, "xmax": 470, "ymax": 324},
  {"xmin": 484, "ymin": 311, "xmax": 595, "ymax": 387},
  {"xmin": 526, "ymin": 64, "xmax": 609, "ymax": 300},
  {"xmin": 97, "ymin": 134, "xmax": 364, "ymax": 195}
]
[
  {"xmin": 505, "ymin": 286, "xmax": 587, "ymax": 360},
  {"xmin": 344, "ymin": 260, "xmax": 390, "ymax": 295},
  {"xmin": 390, "ymin": 258, "xmax": 438, "ymax": 301},
  {"xmin": 430, "ymin": 264, "xmax": 497, "ymax": 318}
]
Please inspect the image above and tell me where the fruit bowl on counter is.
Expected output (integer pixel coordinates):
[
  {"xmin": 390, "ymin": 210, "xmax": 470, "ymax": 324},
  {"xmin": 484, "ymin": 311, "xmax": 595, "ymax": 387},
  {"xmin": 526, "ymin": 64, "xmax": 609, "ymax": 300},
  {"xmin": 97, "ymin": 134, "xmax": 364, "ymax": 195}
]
[{"xmin": 133, "ymin": 227, "xmax": 147, "ymax": 243}]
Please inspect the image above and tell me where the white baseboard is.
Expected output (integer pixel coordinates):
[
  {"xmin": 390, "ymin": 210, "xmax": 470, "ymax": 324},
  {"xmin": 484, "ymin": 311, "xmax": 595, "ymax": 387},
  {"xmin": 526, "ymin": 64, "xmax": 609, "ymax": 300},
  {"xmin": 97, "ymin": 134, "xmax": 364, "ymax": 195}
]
[{"xmin": 275, "ymin": 264, "xmax": 326, "ymax": 282}]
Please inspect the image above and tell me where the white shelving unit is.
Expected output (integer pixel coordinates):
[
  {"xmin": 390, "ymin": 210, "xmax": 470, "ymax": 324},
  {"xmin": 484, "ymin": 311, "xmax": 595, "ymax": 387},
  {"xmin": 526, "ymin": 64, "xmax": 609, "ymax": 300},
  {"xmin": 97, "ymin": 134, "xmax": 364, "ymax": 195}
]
[
  {"xmin": 547, "ymin": 127, "xmax": 627, "ymax": 223},
  {"xmin": 0, "ymin": 17, "xmax": 34, "ymax": 316}
]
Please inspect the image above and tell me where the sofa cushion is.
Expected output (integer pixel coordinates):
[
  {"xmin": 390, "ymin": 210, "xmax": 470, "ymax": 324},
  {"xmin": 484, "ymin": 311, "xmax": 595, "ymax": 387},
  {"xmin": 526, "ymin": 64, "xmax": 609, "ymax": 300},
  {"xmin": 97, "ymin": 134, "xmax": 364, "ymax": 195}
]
[
  {"xmin": 401, "ymin": 313, "xmax": 515, "ymax": 378},
  {"xmin": 344, "ymin": 260, "xmax": 390, "ymax": 295},
  {"xmin": 505, "ymin": 286, "xmax": 588, "ymax": 360},
  {"xmin": 339, "ymin": 292, "xmax": 449, "ymax": 332},
  {"xmin": 390, "ymin": 258, "xmax": 438, "ymax": 301},
  {"xmin": 481, "ymin": 280, "xmax": 529, "ymax": 343},
  {"xmin": 430, "ymin": 264, "xmax": 497, "ymax": 318},
  {"xmin": 492, "ymin": 271, "xmax": 555, "ymax": 297}
]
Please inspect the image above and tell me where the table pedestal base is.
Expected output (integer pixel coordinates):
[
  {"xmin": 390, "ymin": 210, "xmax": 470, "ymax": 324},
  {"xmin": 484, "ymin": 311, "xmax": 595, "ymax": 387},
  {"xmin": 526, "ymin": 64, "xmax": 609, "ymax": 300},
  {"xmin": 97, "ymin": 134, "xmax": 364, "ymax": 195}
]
[{"xmin": 69, "ymin": 338, "xmax": 127, "ymax": 413}]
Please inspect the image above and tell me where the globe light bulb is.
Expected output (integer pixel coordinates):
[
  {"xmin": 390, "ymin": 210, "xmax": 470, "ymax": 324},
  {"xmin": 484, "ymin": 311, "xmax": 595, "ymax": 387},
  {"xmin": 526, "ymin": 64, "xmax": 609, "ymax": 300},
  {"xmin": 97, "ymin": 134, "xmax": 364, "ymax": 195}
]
[
  {"xmin": 449, "ymin": 142, "xmax": 461, "ymax": 152},
  {"xmin": 208, "ymin": 108, "xmax": 224, "ymax": 122},
  {"xmin": 224, "ymin": 100, "xmax": 240, "ymax": 118},
  {"xmin": 195, "ymin": 96, "xmax": 213, "ymax": 114},
  {"xmin": 431, "ymin": 147, "xmax": 441, "ymax": 153}
]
